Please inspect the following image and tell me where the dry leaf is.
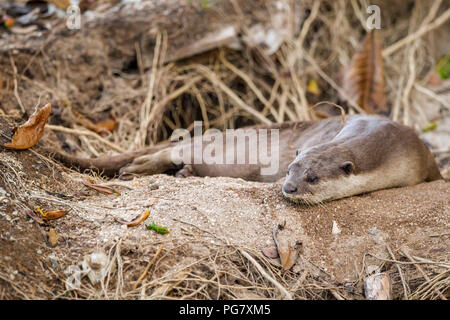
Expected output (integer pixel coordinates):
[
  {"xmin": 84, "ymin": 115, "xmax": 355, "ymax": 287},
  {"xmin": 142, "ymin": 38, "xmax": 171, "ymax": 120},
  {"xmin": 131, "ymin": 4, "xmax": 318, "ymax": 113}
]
[
  {"xmin": 272, "ymin": 223, "xmax": 300, "ymax": 271},
  {"xmin": 34, "ymin": 206, "xmax": 67, "ymax": 220},
  {"xmin": 307, "ymin": 79, "xmax": 320, "ymax": 96},
  {"xmin": 3, "ymin": 103, "xmax": 52, "ymax": 150},
  {"xmin": 342, "ymin": 30, "xmax": 388, "ymax": 114},
  {"xmin": 24, "ymin": 209, "xmax": 45, "ymax": 224},
  {"xmin": 48, "ymin": 228, "xmax": 60, "ymax": 247},
  {"xmin": 117, "ymin": 209, "xmax": 150, "ymax": 227},
  {"xmin": 261, "ymin": 246, "xmax": 279, "ymax": 259},
  {"xmin": 73, "ymin": 110, "xmax": 117, "ymax": 134},
  {"xmin": 95, "ymin": 119, "xmax": 117, "ymax": 133},
  {"xmin": 277, "ymin": 237, "xmax": 298, "ymax": 271},
  {"xmin": 41, "ymin": 209, "xmax": 67, "ymax": 220},
  {"xmin": 45, "ymin": 0, "xmax": 71, "ymax": 10},
  {"xmin": 82, "ymin": 179, "xmax": 121, "ymax": 195}
]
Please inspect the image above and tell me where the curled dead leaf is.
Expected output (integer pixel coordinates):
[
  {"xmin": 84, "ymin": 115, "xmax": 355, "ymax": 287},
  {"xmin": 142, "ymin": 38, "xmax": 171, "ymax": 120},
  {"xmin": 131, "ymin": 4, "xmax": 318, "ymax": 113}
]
[
  {"xmin": 261, "ymin": 246, "xmax": 279, "ymax": 259},
  {"xmin": 41, "ymin": 209, "xmax": 67, "ymax": 220},
  {"xmin": 82, "ymin": 179, "xmax": 120, "ymax": 195},
  {"xmin": 24, "ymin": 209, "xmax": 45, "ymax": 224},
  {"xmin": 277, "ymin": 238, "xmax": 298, "ymax": 271},
  {"xmin": 117, "ymin": 209, "xmax": 150, "ymax": 227},
  {"xmin": 3, "ymin": 103, "xmax": 52, "ymax": 150},
  {"xmin": 272, "ymin": 223, "xmax": 301, "ymax": 271},
  {"xmin": 73, "ymin": 110, "xmax": 117, "ymax": 134},
  {"xmin": 33, "ymin": 206, "xmax": 67, "ymax": 220}
]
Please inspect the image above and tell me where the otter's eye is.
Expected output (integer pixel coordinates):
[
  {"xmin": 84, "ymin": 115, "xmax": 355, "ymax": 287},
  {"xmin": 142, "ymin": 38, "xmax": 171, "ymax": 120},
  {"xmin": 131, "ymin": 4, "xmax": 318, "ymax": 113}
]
[{"xmin": 306, "ymin": 176, "xmax": 319, "ymax": 184}]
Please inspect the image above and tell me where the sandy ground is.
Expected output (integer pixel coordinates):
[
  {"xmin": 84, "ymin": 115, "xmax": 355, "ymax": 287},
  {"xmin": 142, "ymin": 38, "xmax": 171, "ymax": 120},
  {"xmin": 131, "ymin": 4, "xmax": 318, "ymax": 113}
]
[
  {"xmin": 1, "ymin": 160, "xmax": 448, "ymax": 299},
  {"xmin": 68, "ymin": 175, "xmax": 450, "ymax": 282}
]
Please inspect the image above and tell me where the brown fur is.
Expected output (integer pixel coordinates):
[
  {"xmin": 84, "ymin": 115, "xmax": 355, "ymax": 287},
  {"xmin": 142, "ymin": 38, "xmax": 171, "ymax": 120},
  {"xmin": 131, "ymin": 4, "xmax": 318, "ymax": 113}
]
[{"xmin": 53, "ymin": 116, "xmax": 442, "ymax": 193}]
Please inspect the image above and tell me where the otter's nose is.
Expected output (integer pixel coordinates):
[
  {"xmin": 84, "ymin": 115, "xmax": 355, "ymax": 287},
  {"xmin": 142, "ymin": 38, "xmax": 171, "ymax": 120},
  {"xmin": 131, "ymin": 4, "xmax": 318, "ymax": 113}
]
[{"xmin": 283, "ymin": 183, "xmax": 297, "ymax": 194}]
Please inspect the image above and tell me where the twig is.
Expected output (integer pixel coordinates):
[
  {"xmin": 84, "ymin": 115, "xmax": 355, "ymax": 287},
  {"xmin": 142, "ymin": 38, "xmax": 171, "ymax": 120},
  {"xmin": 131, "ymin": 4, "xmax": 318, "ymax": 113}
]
[
  {"xmin": 195, "ymin": 65, "xmax": 272, "ymax": 125},
  {"xmin": 303, "ymin": 52, "xmax": 365, "ymax": 114},
  {"xmin": 45, "ymin": 124, "xmax": 126, "ymax": 153},
  {"xmin": 133, "ymin": 244, "xmax": 163, "ymax": 290},
  {"xmin": 400, "ymin": 247, "xmax": 446, "ymax": 300},
  {"xmin": 431, "ymin": 149, "xmax": 450, "ymax": 154},
  {"xmin": 172, "ymin": 218, "xmax": 226, "ymax": 243},
  {"xmin": 382, "ymin": 8, "xmax": 450, "ymax": 57},
  {"xmin": 238, "ymin": 249, "xmax": 292, "ymax": 300},
  {"xmin": 137, "ymin": 32, "xmax": 162, "ymax": 147},
  {"xmin": 9, "ymin": 54, "xmax": 26, "ymax": 113},
  {"xmin": 386, "ymin": 245, "xmax": 409, "ymax": 299},
  {"xmin": 330, "ymin": 289, "xmax": 345, "ymax": 300},
  {"xmin": 414, "ymin": 83, "xmax": 450, "ymax": 110}
]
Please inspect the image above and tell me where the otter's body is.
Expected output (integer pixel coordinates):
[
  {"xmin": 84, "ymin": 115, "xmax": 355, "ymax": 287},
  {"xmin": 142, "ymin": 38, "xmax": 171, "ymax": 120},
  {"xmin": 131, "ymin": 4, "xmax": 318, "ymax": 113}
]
[{"xmin": 55, "ymin": 115, "xmax": 442, "ymax": 203}]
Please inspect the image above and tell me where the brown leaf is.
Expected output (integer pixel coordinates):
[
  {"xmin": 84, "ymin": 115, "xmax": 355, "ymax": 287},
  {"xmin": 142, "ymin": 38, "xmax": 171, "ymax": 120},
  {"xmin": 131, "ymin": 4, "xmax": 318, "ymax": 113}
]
[
  {"xmin": 261, "ymin": 246, "xmax": 279, "ymax": 259},
  {"xmin": 272, "ymin": 223, "xmax": 300, "ymax": 271},
  {"xmin": 3, "ymin": 103, "xmax": 52, "ymax": 150},
  {"xmin": 277, "ymin": 237, "xmax": 298, "ymax": 271},
  {"xmin": 45, "ymin": 0, "xmax": 71, "ymax": 10},
  {"xmin": 117, "ymin": 209, "xmax": 150, "ymax": 227},
  {"xmin": 343, "ymin": 30, "xmax": 388, "ymax": 114},
  {"xmin": 41, "ymin": 210, "xmax": 67, "ymax": 220},
  {"xmin": 24, "ymin": 209, "xmax": 45, "ymax": 225},
  {"xmin": 73, "ymin": 111, "xmax": 117, "ymax": 134},
  {"xmin": 82, "ymin": 179, "xmax": 121, "ymax": 195},
  {"xmin": 95, "ymin": 117, "xmax": 117, "ymax": 133},
  {"xmin": 48, "ymin": 228, "xmax": 60, "ymax": 247}
]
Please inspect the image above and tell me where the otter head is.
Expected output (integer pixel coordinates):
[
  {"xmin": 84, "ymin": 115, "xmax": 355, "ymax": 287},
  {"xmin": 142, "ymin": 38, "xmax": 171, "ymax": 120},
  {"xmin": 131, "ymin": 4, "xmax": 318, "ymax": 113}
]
[{"xmin": 282, "ymin": 145, "xmax": 356, "ymax": 204}]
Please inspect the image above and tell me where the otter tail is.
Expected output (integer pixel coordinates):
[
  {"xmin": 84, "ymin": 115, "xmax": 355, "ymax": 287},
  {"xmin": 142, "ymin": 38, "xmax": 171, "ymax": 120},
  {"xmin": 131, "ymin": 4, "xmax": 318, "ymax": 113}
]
[{"xmin": 51, "ymin": 142, "xmax": 172, "ymax": 177}]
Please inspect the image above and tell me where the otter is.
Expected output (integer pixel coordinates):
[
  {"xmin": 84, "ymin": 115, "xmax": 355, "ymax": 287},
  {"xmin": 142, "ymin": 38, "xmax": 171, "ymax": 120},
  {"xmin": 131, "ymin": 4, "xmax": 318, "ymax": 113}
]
[
  {"xmin": 282, "ymin": 115, "xmax": 442, "ymax": 204},
  {"xmin": 53, "ymin": 115, "xmax": 442, "ymax": 203}
]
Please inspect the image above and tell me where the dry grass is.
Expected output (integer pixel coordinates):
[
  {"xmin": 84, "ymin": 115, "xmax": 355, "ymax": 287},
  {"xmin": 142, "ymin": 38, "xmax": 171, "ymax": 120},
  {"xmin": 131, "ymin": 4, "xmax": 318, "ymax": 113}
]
[
  {"xmin": 36, "ymin": 0, "xmax": 448, "ymax": 154},
  {"xmin": 0, "ymin": 0, "xmax": 449, "ymax": 300}
]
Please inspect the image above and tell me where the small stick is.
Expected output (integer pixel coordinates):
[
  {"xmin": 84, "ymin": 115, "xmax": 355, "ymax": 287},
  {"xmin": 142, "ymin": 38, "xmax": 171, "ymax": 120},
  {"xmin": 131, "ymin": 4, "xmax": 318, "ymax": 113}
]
[
  {"xmin": 431, "ymin": 149, "xmax": 450, "ymax": 154},
  {"xmin": 196, "ymin": 65, "xmax": 272, "ymax": 125},
  {"xmin": 238, "ymin": 249, "xmax": 292, "ymax": 300},
  {"xmin": 9, "ymin": 54, "xmax": 26, "ymax": 113},
  {"xmin": 133, "ymin": 244, "xmax": 163, "ymax": 290},
  {"xmin": 400, "ymin": 248, "xmax": 446, "ymax": 300},
  {"xmin": 386, "ymin": 245, "xmax": 409, "ymax": 300},
  {"xmin": 382, "ymin": 8, "xmax": 450, "ymax": 57},
  {"xmin": 330, "ymin": 289, "xmax": 345, "ymax": 300},
  {"xmin": 303, "ymin": 53, "xmax": 365, "ymax": 114},
  {"xmin": 414, "ymin": 83, "xmax": 450, "ymax": 110},
  {"xmin": 45, "ymin": 124, "xmax": 126, "ymax": 153}
]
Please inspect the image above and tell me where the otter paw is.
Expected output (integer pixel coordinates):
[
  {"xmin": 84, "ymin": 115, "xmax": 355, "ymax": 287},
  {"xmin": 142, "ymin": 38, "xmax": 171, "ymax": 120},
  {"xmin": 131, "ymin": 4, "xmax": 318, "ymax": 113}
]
[
  {"xmin": 175, "ymin": 165, "xmax": 195, "ymax": 178},
  {"xmin": 118, "ymin": 155, "xmax": 157, "ymax": 180}
]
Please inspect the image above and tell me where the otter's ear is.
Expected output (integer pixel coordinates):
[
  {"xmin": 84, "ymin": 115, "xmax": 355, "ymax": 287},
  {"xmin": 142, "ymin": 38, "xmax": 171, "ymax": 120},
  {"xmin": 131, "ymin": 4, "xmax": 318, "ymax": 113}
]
[
  {"xmin": 340, "ymin": 161, "xmax": 354, "ymax": 175},
  {"xmin": 296, "ymin": 149, "xmax": 301, "ymax": 156}
]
